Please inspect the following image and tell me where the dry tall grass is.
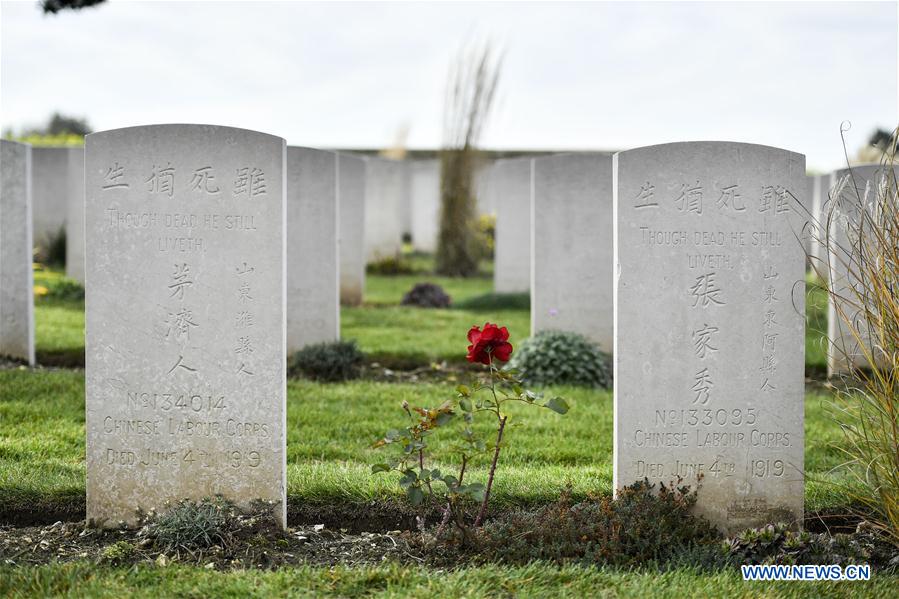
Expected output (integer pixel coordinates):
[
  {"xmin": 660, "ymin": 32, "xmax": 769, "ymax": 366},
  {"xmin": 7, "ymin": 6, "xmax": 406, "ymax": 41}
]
[{"xmin": 818, "ymin": 125, "xmax": 899, "ymax": 544}]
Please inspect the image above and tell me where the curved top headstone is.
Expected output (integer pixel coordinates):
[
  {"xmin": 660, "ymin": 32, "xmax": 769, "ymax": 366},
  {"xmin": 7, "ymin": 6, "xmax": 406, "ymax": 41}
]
[
  {"xmin": 84, "ymin": 124, "xmax": 287, "ymax": 528},
  {"xmin": 614, "ymin": 141, "xmax": 806, "ymax": 533}
]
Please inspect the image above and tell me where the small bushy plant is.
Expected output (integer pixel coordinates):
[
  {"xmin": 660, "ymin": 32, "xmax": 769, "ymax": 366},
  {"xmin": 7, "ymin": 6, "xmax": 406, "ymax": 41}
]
[
  {"xmin": 401, "ymin": 283, "xmax": 451, "ymax": 308},
  {"xmin": 508, "ymin": 330, "xmax": 612, "ymax": 388},
  {"xmin": 142, "ymin": 497, "xmax": 241, "ymax": 555},
  {"xmin": 722, "ymin": 522, "xmax": 893, "ymax": 567},
  {"xmin": 99, "ymin": 540, "xmax": 136, "ymax": 565},
  {"xmin": 288, "ymin": 340, "xmax": 364, "ymax": 382},
  {"xmin": 469, "ymin": 480, "xmax": 717, "ymax": 566},
  {"xmin": 366, "ymin": 255, "xmax": 414, "ymax": 275},
  {"xmin": 40, "ymin": 276, "xmax": 85, "ymax": 301}
]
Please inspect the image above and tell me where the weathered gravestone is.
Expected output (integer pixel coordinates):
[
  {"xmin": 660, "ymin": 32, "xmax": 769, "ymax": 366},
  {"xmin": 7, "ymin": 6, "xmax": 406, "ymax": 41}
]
[
  {"xmin": 809, "ymin": 174, "xmax": 830, "ymax": 279},
  {"xmin": 532, "ymin": 153, "xmax": 613, "ymax": 350},
  {"xmin": 826, "ymin": 164, "xmax": 898, "ymax": 377},
  {"xmin": 0, "ymin": 140, "xmax": 35, "ymax": 365},
  {"xmin": 364, "ymin": 157, "xmax": 408, "ymax": 261},
  {"xmin": 614, "ymin": 142, "xmax": 806, "ymax": 533},
  {"xmin": 85, "ymin": 125, "xmax": 287, "ymax": 528},
  {"xmin": 492, "ymin": 157, "xmax": 533, "ymax": 293},
  {"xmin": 31, "ymin": 146, "xmax": 72, "ymax": 250},
  {"xmin": 338, "ymin": 153, "xmax": 366, "ymax": 306},
  {"xmin": 65, "ymin": 148, "xmax": 86, "ymax": 283},
  {"xmin": 287, "ymin": 147, "xmax": 339, "ymax": 353},
  {"xmin": 410, "ymin": 159, "xmax": 440, "ymax": 252}
]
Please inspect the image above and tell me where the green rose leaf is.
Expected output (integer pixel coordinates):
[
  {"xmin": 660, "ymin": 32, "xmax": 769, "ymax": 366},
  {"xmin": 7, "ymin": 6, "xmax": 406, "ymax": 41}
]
[{"xmin": 544, "ymin": 396, "xmax": 570, "ymax": 414}]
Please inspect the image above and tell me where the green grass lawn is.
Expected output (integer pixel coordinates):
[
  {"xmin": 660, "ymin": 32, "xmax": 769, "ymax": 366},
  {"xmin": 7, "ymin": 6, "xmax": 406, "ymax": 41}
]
[
  {"xmin": 6, "ymin": 264, "xmax": 873, "ymax": 596},
  {"xmin": 2, "ymin": 561, "xmax": 895, "ymax": 598},
  {"xmin": 0, "ymin": 369, "xmax": 859, "ymax": 517}
]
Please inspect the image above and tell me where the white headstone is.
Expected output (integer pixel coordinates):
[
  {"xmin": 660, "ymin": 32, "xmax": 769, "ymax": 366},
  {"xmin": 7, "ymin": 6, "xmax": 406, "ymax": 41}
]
[
  {"xmin": 364, "ymin": 157, "xmax": 408, "ymax": 261},
  {"xmin": 614, "ymin": 142, "xmax": 806, "ymax": 533},
  {"xmin": 493, "ymin": 158, "xmax": 533, "ymax": 293},
  {"xmin": 85, "ymin": 125, "xmax": 287, "ymax": 528},
  {"xmin": 410, "ymin": 159, "xmax": 440, "ymax": 252},
  {"xmin": 31, "ymin": 146, "xmax": 71, "ymax": 249},
  {"xmin": 809, "ymin": 174, "xmax": 830, "ymax": 279},
  {"xmin": 473, "ymin": 159, "xmax": 497, "ymax": 216},
  {"xmin": 826, "ymin": 163, "xmax": 898, "ymax": 377},
  {"xmin": 532, "ymin": 153, "xmax": 613, "ymax": 350},
  {"xmin": 0, "ymin": 140, "xmax": 35, "ymax": 366},
  {"xmin": 65, "ymin": 148, "xmax": 86, "ymax": 283},
  {"xmin": 286, "ymin": 147, "xmax": 339, "ymax": 353},
  {"xmin": 338, "ymin": 153, "xmax": 366, "ymax": 306}
]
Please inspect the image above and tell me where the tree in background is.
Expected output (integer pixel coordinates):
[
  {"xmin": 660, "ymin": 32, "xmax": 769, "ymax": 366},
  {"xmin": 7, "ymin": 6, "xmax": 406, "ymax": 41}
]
[
  {"xmin": 856, "ymin": 127, "xmax": 899, "ymax": 164},
  {"xmin": 3, "ymin": 112, "xmax": 92, "ymax": 146},
  {"xmin": 435, "ymin": 43, "xmax": 501, "ymax": 277},
  {"xmin": 41, "ymin": 0, "xmax": 106, "ymax": 14}
]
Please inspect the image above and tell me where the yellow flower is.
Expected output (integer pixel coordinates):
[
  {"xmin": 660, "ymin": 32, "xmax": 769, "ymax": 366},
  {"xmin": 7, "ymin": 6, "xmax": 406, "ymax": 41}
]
[{"xmin": 34, "ymin": 285, "xmax": 49, "ymax": 296}]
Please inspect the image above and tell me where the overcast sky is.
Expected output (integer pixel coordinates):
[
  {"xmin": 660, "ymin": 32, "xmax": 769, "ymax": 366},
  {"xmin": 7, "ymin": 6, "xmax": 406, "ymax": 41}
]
[{"xmin": 1, "ymin": 0, "xmax": 896, "ymax": 171}]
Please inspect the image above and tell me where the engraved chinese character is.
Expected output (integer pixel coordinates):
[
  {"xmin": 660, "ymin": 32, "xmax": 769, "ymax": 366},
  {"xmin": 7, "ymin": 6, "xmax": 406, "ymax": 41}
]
[
  {"xmin": 145, "ymin": 163, "xmax": 175, "ymax": 197},
  {"xmin": 168, "ymin": 263, "xmax": 193, "ymax": 300},
  {"xmin": 760, "ymin": 378, "xmax": 776, "ymax": 392},
  {"xmin": 758, "ymin": 185, "xmax": 791, "ymax": 215},
  {"xmin": 759, "ymin": 354, "xmax": 777, "ymax": 374},
  {"xmin": 237, "ymin": 282, "xmax": 253, "ymax": 303},
  {"xmin": 689, "ymin": 272, "xmax": 725, "ymax": 307},
  {"xmin": 763, "ymin": 309, "xmax": 778, "ymax": 328},
  {"xmin": 762, "ymin": 332, "xmax": 778, "ymax": 351},
  {"xmin": 236, "ymin": 363, "xmax": 254, "ymax": 376},
  {"xmin": 692, "ymin": 368, "xmax": 713, "ymax": 405},
  {"xmin": 167, "ymin": 354, "xmax": 196, "ymax": 375},
  {"xmin": 166, "ymin": 307, "xmax": 198, "ymax": 342},
  {"xmin": 634, "ymin": 181, "xmax": 657, "ymax": 209},
  {"xmin": 189, "ymin": 166, "xmax": 221, "ymax": 194},
  {"xmin": 715, "ymin": 184, "xmax": 746, "ymax": 212},
  {"xmin": 235, "ymin": 336, "xmax": 254, "ymax": 355},
  {"xmin": 763, "ymin": 285, "xmax": 779, "ymax": 304},
  {"xmin": 234, "ymin": 167, "xmax": 266, "ymax": 198},
  {"xmin": 102, "ymin": 162, "xmax": 129, "ymax": 189},
  {"xmin": 235, "ymin": 310, "xmax": 255, "ymax": 328},
  {"xmin": 674, "ymin": 181, "xmax": 703, "ymax": 215},
  {"xmin": 763, "ymin": 265, "xmax": 779, "ymax": 280},
  {"xmin": 236, "ymin": 262, "xmax": 255, "ymax": 275},
  {"xmin": 692, "ymin": 324, "xmax": 719, "ymax": 359}
]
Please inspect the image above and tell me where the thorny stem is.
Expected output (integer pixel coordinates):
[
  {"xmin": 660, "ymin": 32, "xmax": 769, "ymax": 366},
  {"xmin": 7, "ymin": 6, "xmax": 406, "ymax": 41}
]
[
  {"xmin": 419, "ymin": 448, "xmax": 434, "ymax": 496},
  {"xmin": 475, "ymin": 356, "xmax": 506, "ymax": 527},
  {"xmin": 435, "ymin": 455, "xmax": 467, "ymax": 539}
]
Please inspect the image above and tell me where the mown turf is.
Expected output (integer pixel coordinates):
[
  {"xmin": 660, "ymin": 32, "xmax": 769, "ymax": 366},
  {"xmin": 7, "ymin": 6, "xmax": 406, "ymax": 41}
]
[
  {"xmin": 0, "ymin": 561, "xmax": 895, "ymax": 598},
  {"xmin": 0, "ymin": 369, "xmax": 859, "ymax": 516}
]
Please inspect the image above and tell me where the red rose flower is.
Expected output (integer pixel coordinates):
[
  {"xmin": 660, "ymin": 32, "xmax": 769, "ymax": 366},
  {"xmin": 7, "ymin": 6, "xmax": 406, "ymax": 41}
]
[{"xmin": 466, "ymin": 322, "xmax": 513, "ymax": 365}]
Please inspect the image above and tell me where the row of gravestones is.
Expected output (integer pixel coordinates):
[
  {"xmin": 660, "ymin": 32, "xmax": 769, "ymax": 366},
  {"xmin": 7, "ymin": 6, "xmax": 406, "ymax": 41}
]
[
  {"xmin": 0, "ymin": 126, "xmax": 892, "ymax": 534},
  {"xmin": 488, "ymin": 153, "xmax": 898, "ymax": 378}
]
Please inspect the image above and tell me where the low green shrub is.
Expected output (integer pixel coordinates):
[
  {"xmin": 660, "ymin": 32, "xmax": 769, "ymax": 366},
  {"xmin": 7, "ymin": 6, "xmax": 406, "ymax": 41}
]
[
  {"xmin": 452, "ymin": 292, "xmax": 529, "ymax": 311},
  {"xmin": 40, "ymin": 277, "xmax": 85, "ymax": 301},
  {"xmin": 466, "ymin": 480, "xmax": 718, "ymax": 567},
  {"xmin": 401, "ymin": 283, "xmax": 451, "ymax": 308},
  {"xmin": 507, "ymin": 330, "xmax": 611, "ymax": 388},
  {"xmin": 367, "ymin": 255, "xmax": 414, "ymax": 275},
  {"xmin": 141, "ymin": 497, "xmax": 242, "ymax": 555},
  {"xmin": 99, "ymin": 540, "xmax": 136, "ymax": 565},
  {"xmin": 722, "ymin": 522, "xmax": 894, "ymax": 567},
  {"xmin": 288, "ymin": 340, "xmax": 364, "ymax": 382}
]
